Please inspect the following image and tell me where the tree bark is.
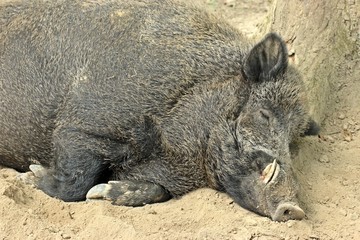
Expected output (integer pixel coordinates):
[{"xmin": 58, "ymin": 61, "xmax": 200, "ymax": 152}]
[{"xmin": 259, "ymin": 0, "xmax": 359, "ymax": 122}]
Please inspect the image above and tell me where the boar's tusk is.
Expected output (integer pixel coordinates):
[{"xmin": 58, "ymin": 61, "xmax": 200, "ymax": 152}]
[
  {"xmin": 270, "ymin": 160, "xmax": 280, "ymax": 184},
  {"xmin": 261, "ymin": 159, "xmax": 280, "ymax": 184}
]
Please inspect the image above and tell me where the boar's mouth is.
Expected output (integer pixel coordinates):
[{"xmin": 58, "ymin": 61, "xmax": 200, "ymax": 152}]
[
  {"xmin": 216, "ymin": 145, "xmax": 306, "ymax": 221},
  {"xmin": 262, "ymin": 163, "xmax": 305, "ymax": 221},
  {"xmin": 259, "ymin": 160, "xmax": 305, "ymax": 221}
]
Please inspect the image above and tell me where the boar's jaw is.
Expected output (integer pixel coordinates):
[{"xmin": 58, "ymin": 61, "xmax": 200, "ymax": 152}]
[
  {"xmin": 216, "ymin": 157, "xmax": 304, "ymax": 221},
  {"xmin": 263, "ymin": 166, "xmax": 306, "ymax": 221}
]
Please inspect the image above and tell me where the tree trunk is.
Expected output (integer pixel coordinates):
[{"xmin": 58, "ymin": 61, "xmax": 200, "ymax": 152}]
[{"xmin": 259, "ymin": 0, "xmax": 359, "ymax": 122}]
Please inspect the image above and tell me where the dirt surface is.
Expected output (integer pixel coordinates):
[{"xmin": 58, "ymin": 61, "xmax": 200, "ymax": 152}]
[{"xmin": 1, "ymin": 0, "xmax": 359, "ymax": 239}]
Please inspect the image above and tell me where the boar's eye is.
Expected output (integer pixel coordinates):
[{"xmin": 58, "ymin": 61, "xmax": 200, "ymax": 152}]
[{"xmin": 258, "ymin": 109, "xmax": 271, "ymax": 124}]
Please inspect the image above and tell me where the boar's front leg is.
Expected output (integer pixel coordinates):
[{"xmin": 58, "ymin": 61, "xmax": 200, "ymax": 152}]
[
  {"xmin": 34, "ymin": 128, "xmax": 109, "ymax": 201},
  {"xmin": 86, "ymin": 180, "xmax": 171, "ymax": 206}
]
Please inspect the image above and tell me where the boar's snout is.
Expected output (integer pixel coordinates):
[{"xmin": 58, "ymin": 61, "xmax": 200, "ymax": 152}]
[{"xmin": 272, "ymin": 202, "xmax": 305, "ymax": 221}]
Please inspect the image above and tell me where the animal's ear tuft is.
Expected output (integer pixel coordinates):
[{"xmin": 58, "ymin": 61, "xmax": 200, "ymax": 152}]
[
  {"xmin": 243, "ymin": 33, "xmax": 288, "ymax": 82},
  {"xmin": 304, "ymin": 119, "xmax": 320, "ymax": 136}
]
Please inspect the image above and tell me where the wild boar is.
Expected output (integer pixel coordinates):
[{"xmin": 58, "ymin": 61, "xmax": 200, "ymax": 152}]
[{"xmin": 0, "ymin": 0, "xmax": 319, "ymax": 221}]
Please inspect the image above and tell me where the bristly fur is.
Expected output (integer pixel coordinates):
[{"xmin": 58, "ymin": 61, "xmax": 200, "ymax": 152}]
[{"xmin": 0, "ymin": 0, "xmax": 318, "ymax": 220}]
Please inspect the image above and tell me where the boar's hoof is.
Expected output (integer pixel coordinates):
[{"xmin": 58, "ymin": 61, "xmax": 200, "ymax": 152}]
[
  {"xmin": 272, "ymin": 202, "xmax": 305, "ymax": 221},
  {"xmin": 86, "ymin": 180, "xmax": 171, "ymax": 207},
  {"xmin": 29, "ymin": 164, "xmax": 47, "ymax": 177},
  {"xmin": 17, "ymin": 164, "xmax": 46, "ymax": 185}
]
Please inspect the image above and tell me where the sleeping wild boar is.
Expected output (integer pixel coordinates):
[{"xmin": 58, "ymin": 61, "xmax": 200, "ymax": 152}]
[{"xmin": 0, "ymin": 0, "xmax": 319, "ymax": 221}]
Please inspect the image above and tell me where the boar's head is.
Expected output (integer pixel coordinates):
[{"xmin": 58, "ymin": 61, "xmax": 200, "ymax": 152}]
[{"xmin": 211, "ymin": 33, "xmax": 319, "ymax": 221}]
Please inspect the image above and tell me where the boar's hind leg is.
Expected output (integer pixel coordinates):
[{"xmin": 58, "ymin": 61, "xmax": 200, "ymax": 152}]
[
  {"xmin": 35, "ymin": 129, "xmax": 109, "ymax": 202},
  {"xmin": 86, "ymin": 180, "xmax": 171, "ymax": 206}
]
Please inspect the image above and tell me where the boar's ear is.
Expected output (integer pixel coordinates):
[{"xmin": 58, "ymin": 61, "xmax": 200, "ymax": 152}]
[
  {"xmin": 243, "ymin": 33, "xmax": 288, "ymax": 82},
  {"xmin": 303, "ymin": 119, "xmax": 320, "ymax": 136}
]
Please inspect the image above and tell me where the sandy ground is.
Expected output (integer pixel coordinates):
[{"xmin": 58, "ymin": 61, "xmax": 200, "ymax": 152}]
[{"xmin": 1, "ymin": 0, "xmax": 360, "ymax": 239}]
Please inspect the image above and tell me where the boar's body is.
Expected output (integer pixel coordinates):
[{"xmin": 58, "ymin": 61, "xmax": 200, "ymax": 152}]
[
  {"xmin": 0, "ymin": 0, "xmax": 247, "ymax": 192},
  {"xmin": 0, "ymin": 0, "xmax": 317, "ymax": 221}
]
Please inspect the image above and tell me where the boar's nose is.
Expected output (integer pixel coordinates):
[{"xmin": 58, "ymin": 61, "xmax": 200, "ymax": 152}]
[{"xmin": 271, "ymin": 202, "xmax": 305, "ymax": 221}]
